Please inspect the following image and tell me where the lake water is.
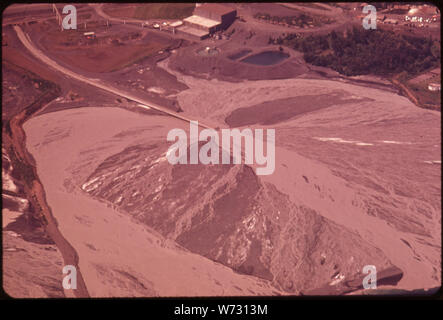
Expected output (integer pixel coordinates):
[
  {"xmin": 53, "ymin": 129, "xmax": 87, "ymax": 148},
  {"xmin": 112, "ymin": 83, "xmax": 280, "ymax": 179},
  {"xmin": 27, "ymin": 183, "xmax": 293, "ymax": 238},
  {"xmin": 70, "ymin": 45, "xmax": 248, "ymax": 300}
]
[{"xmin": 240, "ymin": 51, "xmax": 289, "ymax": 66}]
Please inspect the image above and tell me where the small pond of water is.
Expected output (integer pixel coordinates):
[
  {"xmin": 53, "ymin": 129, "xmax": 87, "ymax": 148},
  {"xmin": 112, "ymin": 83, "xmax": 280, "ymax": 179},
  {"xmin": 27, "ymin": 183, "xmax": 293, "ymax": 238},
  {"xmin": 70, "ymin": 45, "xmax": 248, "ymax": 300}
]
[{"xmin": 240, "ymin": 51, "xmax": 289, "ymax": 66}]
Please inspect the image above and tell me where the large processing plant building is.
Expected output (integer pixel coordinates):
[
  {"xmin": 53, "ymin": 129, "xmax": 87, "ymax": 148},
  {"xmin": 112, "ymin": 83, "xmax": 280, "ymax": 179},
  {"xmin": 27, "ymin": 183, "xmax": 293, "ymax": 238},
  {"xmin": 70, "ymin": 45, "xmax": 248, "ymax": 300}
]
[{"xmin": 179, "ymin": 3, "xmax": 237, "ymax": 39}]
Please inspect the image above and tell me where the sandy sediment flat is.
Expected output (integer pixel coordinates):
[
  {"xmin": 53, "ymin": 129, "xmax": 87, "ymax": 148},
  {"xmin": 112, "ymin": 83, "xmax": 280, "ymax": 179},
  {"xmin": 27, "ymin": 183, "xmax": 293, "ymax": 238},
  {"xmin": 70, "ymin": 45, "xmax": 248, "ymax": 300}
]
[
  {"xmin": 159, "ymin": 60, "xmax": 441, "ymax": 291},
  {"xmin": 23, "ymin": 67, "xmax": 441, "ymax": 294},
  {"xmin": 23, "ymin": 107, "xmax": 280, "ymax": 297},
  {"xmin": 3, "ymin": 230, "xmax": 65, "ymax": 298}
]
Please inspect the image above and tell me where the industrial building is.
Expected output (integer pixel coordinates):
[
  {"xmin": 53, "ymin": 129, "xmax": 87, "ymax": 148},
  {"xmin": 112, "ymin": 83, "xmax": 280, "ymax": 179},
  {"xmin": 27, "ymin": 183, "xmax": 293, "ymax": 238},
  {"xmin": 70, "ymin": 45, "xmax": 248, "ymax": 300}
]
[
  {"xmin": 177, "ymin": 3, "xmax": 237, "ymax": 39},
  {"xmin": 194, "ymin": 3, "xmax": 237, "ymax": 29},
  {"xmin": 428, "ymin": 83, "xmax": 441, "ymax": 91}
]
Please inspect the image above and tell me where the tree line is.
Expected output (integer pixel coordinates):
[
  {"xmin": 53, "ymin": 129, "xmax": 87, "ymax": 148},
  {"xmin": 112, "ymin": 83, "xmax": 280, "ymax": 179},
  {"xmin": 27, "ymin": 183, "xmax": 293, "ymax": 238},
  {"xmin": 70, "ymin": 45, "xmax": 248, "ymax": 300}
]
[{"xmin": 270, "ymin": 27, "xmax": 441, "ymax": 76}]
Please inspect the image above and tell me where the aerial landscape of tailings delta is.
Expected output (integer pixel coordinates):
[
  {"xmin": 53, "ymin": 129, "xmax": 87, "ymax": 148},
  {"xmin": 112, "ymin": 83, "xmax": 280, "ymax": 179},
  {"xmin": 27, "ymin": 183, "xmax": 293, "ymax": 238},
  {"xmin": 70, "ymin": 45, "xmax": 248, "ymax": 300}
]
[{"xmin": 2, "ymin": 3, "xmax": 441, "ymax": 297}]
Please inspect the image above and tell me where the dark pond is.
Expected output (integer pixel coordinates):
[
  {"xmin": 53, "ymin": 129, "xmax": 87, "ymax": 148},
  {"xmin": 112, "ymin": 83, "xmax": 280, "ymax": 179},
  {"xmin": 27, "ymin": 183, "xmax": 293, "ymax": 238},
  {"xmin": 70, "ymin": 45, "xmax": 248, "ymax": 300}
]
[{"xmin": 240, "ymin": 51, "xmax": 289, "ymax": 66}]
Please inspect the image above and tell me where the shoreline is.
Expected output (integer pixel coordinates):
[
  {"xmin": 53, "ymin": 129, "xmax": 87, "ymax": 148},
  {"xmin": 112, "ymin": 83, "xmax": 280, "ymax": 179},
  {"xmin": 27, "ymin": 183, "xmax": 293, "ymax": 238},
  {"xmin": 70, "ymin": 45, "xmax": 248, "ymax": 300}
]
[{"xmin": 4, "ymin": 88, "xmax": 90, "ymax": 298}]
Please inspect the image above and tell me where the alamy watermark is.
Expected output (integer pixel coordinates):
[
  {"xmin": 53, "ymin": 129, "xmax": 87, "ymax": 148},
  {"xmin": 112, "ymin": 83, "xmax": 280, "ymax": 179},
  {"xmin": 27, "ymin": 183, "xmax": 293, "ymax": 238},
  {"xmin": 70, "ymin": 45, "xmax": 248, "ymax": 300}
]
[
  {"xmin": 62, "ymin": 265, "xmax": 77, "ymax": 290},
  {"xmin": 166, "ymin": 121, "xmax": 275, "ymax": 175},
  {"xmin": 362, "ymin": 265, "xmax": 377, "ymax": 289},
  {"xmin": 362, "ymin": 5, "xmax": 377, "ymax": 30},
  {"xmin": 53, "ymin": 4, "xmax": 77, "ymax": 30}
]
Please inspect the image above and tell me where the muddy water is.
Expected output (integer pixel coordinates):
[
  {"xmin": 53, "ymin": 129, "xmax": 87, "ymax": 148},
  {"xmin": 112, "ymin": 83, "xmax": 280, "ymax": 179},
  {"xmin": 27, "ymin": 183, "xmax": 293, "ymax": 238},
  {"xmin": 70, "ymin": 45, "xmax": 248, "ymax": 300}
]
[{"xmin": 240, "ymin": 51, "xmax": 290, "ymax": 66}]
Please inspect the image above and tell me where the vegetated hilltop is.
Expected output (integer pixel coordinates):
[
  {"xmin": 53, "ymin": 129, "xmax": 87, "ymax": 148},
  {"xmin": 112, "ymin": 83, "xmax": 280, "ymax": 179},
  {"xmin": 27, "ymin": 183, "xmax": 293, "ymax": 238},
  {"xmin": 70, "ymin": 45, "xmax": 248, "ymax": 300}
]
[
  {"xmin": 271, "ymin": 27, "xmax": 441, "ymax": 76},
  {"xmin": 103, "ymin": 3, "xmax": 194, "ymax": 20},
  {"xmin": 253, "ymin": 11, "xmax": 334, "ymax": 28}
]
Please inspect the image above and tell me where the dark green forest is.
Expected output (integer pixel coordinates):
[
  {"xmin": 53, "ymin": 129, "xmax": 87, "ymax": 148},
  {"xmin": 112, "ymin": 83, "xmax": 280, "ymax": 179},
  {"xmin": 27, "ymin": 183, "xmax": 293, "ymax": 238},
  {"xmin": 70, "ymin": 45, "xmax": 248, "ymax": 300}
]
[{"xmin": 271, "ymin": 27, "xmax": 441, "ymax": 76}]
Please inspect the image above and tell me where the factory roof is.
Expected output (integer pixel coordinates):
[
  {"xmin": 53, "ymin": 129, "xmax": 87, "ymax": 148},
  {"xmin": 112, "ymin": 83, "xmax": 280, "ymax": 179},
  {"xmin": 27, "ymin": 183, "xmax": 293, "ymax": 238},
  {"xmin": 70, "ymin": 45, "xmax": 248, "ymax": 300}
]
[
  {"xmin": 183, "ymin": 15, "xmax": 220, "ymax": 28},
  {"xmin": 407, "ymin": 5, "xmax": 439, "ymax": 16}
]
